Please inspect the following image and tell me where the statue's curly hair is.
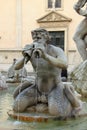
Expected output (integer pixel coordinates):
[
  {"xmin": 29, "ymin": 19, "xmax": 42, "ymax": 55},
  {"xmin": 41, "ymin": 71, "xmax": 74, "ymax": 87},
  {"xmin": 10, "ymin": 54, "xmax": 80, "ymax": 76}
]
[{"xmin": 31, "ymin": 28, "xmax": 51, "ymax": 44}]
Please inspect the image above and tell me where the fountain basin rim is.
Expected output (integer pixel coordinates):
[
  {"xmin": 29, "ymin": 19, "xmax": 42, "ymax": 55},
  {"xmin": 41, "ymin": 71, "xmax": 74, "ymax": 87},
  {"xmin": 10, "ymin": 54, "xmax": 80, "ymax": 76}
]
[{"xmin": 7, "ymin": 110, "xmax": 87, "ymax": 122}]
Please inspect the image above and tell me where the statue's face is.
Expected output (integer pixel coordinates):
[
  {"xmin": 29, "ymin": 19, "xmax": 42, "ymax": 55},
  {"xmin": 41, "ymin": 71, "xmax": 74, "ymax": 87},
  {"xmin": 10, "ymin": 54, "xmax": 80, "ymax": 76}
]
[
  {"xmin": 31, "ymin": 30, "xmax": 41, "ymax": 41},
  {"xmin": 31, "ymin": 29, "xmax": 50, "ymax": 42},
  {"xmin": 31, "ymin": 29, "xmax": 49, "ymax": 58},
  {"xmin": 32, "ymin": 31, "xmax": 47, "ymax": 47}
]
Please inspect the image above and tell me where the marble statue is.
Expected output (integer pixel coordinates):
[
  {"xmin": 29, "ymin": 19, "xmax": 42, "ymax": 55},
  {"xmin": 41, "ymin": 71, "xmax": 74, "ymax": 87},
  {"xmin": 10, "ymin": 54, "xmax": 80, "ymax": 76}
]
[
  {"xmin": 70, "ymin": 60, "xmax": 87, "ymax": 98},
  {"xmin": 6, "ymin": 58, "xmax": 27, "ymax": 83},
  {"xmin": 13, "ymin": 28, "xmax": 82, "ymax": 118},
  {"xmin": 70, "ymin": 0, "xmax": 87, "ymax": 98},
  {"xmin": 73, "ymin": 0, "xmax": 87, "ymax": 61},
  {"xmin": 0, "ymin": 72, "xmax": 8, "ymax": 90}
]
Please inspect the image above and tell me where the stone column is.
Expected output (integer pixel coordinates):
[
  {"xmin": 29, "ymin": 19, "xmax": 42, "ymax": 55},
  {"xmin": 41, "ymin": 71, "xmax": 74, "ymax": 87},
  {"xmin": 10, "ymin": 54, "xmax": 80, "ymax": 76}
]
[{"xmin": 16, "ymin": 0, "xmax": 22, "ymax": 48}]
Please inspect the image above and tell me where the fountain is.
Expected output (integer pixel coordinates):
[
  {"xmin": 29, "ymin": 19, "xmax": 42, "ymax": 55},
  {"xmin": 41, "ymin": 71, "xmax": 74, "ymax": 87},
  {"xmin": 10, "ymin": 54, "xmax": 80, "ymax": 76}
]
[
  {"xmin": 0, "ymin": 1, "xmax": 83, "ymax": 129},
  {"xmin": 7, "ymin": 27, "xmax": 87, "ymax": 122}
]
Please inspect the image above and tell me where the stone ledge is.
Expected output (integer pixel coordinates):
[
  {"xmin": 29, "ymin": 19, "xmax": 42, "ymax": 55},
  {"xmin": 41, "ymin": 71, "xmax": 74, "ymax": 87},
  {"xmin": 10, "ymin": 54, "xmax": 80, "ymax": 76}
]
[{"xmin": 0, "ymin": 49, "xmax": 22, "ymax": 52}]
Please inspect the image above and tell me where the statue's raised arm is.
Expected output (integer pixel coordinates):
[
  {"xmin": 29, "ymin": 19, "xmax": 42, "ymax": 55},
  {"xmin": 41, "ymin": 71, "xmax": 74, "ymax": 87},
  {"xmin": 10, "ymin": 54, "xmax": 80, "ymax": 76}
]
[
  {"xmin": 73, "ymin": 0, "xmax": 87, "ymax": 16},
  {"xmin": 42, "ymin": 45, "xmax": 68, "ymax": 69},
  {"xmin": 14, "ymin": 44, "xmax": 33, "ymax": 70}
]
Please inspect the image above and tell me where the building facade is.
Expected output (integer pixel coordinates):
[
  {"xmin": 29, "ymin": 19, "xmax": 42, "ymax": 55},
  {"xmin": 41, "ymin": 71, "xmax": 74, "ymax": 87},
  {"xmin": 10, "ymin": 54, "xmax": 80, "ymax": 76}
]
[{"xmin": 0, "ymin": 0, "xmax": 83, "ymax": 72}]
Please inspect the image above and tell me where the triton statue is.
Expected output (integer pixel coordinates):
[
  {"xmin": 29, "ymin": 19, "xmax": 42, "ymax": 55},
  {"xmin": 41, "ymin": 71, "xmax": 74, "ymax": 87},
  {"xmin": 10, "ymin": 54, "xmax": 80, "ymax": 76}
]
[{"xmin": 13, "ymin": 28, "xmax": 81, "ymax": 118}]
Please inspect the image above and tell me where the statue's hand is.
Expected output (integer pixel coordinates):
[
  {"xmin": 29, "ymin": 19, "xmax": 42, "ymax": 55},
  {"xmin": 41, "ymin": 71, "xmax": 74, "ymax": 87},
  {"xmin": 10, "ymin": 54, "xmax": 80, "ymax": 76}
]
[
  {"xmin": 22, "ymin": 44, "xmax": 34, "ymax": 59},
  {"xmin": 23, "ymin": 49, "xmax": 33, "ymax": 58},
  {"xmin": 33, "ymin": 48, "xmax": 46, "ymax": 59}
]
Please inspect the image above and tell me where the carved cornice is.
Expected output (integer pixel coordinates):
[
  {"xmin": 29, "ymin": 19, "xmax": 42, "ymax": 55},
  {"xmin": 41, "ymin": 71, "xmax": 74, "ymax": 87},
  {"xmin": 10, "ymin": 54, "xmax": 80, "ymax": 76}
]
[
  {"xmin": 37, "ymin": 11, "xmax": 72, "ymax": 23},
  {"xmin": 39, "ymin": 22, "xmax": 70, "ymax": 28}
]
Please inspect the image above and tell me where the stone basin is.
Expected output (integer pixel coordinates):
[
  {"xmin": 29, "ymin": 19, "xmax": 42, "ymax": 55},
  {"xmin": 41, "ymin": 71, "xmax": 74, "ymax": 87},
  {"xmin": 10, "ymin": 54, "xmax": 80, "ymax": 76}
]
[
  {"xmin": 8, "ymin": 110, "xmax": 57, "ymax": 122},
  {"xmin": 7, "ymin": 108, "xmax": 87, "ymax": 123}
]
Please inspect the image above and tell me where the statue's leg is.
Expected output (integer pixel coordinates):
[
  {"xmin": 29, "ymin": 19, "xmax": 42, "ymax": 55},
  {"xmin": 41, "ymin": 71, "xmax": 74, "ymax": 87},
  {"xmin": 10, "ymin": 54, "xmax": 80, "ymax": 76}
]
[
  {"xmin": 73, "ymin": 18, "xmax": 87, "ymax": 61},
  {"xmin": 48, "ymin": 82, "xmax": 72, "ymax": 117},
  {"xmin": 13, "ymin": 81, "xmax": 33, "ymax": 99},
  {"xmin": 64, "ymin": 84, "xmax": 81, "ymax": 110},
  {"xmin": 13, "ymin": 84, "xmax": 38, "ymax": 112}
]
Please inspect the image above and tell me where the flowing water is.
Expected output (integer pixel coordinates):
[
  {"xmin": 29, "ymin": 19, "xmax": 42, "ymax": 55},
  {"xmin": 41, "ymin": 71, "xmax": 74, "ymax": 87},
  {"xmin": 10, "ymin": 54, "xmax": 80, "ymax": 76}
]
[{"xmin": 0, "ymin": 84, "xmax": 87, "ymax": 130}]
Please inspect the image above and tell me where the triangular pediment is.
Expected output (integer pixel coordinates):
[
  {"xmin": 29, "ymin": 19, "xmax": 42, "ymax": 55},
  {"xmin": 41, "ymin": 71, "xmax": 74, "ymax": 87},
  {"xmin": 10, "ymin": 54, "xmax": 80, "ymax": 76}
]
[{"xmin": 37, "ymin": 11, "xmax": 72, "ymax": 23}]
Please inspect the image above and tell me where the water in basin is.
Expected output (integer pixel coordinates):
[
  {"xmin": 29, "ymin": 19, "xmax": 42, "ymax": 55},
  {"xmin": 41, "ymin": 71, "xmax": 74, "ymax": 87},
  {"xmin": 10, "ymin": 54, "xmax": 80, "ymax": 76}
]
[{"xmin": 0, "ymin": 84, "xmax": 87, "ymax": 130}]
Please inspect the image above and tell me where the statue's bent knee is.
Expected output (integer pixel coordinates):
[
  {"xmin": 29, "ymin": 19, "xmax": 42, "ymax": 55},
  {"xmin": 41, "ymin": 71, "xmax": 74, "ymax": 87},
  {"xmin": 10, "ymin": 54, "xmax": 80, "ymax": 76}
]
[
  {"xmin": 13, "ymin": 85, "xmax": 37, "ymax": 112},
  {"xmin": 13, "ymin": 96, "xmax": 30, "ymax": 112},
  {"xmin": 48, "ymin": 98, "xmax": 60, "ymax": 116}
]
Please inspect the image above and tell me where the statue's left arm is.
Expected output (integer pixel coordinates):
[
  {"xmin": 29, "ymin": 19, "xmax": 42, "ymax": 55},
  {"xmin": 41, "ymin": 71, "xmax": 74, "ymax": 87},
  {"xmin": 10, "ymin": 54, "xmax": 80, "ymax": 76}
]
[
  {"xmin": 45, "ymin": 48, "xmax": 67, "ymax": 69},
  {"xmin": 38, "ymin": 46, "xmax": 68, "ymax": 69}
]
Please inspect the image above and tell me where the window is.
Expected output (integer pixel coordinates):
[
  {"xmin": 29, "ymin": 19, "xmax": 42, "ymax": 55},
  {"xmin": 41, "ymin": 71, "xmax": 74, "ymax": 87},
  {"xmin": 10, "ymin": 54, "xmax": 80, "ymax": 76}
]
[
  {"xmin": 49, "ymin": 31, "xmax": 66, "ymax": 80},
  {"xmin": 48, "ymin": 0, "xmax": 52, "ymax": 8},
  {"xmin": 55, "ymin": 0, "xmax": 61, "ymax": 8},
  {"xmin": 48, "ymin": 0, "xmax": 62, "ymax": 9},
  {"xmin": 49, "ymin": 31, "xmax": 64, "ymax": 50}
]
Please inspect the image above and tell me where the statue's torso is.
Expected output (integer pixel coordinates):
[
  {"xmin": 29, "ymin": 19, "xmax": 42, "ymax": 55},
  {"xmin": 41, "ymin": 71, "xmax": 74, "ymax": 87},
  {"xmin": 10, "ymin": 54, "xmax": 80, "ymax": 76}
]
[
  {"xmin": 23, "ymin": 44, "xmax": 65, "ymax": 94},
  {"xmin": 30, "ymin": 54, "xmax": 62, "ymax": 94}
]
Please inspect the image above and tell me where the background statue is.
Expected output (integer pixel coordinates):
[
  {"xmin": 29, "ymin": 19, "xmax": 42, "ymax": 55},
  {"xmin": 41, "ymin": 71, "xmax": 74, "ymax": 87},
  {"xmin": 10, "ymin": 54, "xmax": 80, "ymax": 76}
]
[
  {"xmin": 70, "ymin": 0, "xmax": 87, "ymax": 99},
  {"xmin": 0, "ymin": 72, "xmax": 8, "ymax": 90},
  {"xmin": 73, "ymin": 0, "xmax": 87, "ymax": 61},
  {"xmin": 13, "ymin": 28, "xmax": 81, "ymax": 118},
  {"xmin": 6, "ymin": 58, "xmax": 27, "ymax": 83}
]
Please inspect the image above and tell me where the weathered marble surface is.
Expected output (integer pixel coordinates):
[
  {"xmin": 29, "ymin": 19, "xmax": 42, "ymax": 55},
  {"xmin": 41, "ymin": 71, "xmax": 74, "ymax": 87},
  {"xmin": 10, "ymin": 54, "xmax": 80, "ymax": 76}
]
[
  {"xmin": 73, "ymin": 0, "xmax": 87, "ymax": 61},
  {"xmin": 12, "ymin": 28, "xmax": 82, "ymax": 118},
  {"xmin": 6, "ymin": 59, "xmax": 27, "ymax": 83},
  {"xmin": 0, "ymin": 73, "xmax": 8, "ymax": 90},
  {"xmin": 70, "ymin": 60, "xmax": 87, "ymax": 97}
]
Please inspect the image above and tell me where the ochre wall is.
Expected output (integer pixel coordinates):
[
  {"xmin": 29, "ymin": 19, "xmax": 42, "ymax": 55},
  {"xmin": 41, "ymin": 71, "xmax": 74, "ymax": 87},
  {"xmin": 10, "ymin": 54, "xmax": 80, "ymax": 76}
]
[
  {"xmin": 0, "ymin": 0, "xmax": 84, "ymax": 71},
  {"xmin": 0, "ymin": 0, "xmax": 16, "ymax": 49}
]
